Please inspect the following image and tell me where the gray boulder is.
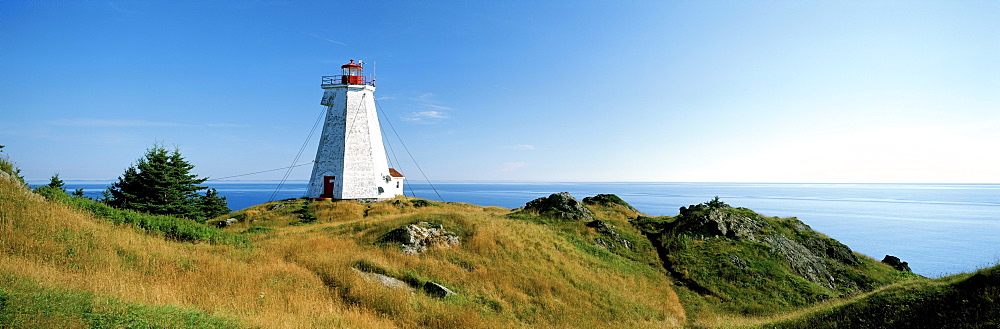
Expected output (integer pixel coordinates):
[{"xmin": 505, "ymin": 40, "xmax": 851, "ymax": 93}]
[
  {"xmin": 380, "ymin": 222, "xmax": 460, "ymax": 255},
  {"xmin": 728, "ymin": 254, "xmax": 749, "ymax": 269},
  {"xmin": 352, "ymin": 267, "xmax": 414, "ymax": 292},
  {"xmin": 423, "ymin": 281, "xmax": 456, "ymax": 298},
  {"xmin": 214, "ymin": 217, "xmax": 240, "ymax": 228}
]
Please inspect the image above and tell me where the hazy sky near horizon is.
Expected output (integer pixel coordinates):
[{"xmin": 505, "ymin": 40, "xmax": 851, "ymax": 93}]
[{"xmin": 2, "ymin": 1, "xmax": 999, "ymax": 183}]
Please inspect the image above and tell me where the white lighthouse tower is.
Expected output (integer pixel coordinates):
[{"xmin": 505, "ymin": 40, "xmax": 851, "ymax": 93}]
[{"xmin": 306, "ymin": 60, "xmax": 404, "ymax": 200}]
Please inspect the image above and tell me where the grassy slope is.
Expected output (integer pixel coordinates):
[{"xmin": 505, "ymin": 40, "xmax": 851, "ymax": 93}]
[
  {"xmin": 763, "ymin": 264, "xmax": 1000, "ymax": 329},
  {"xmin": 633, "ymin": 205, "xmax": 921, "ymax": 327},
  {"xmin": 0, "ymin": 174, "xmax": 397, "ymax": 328},
  {"xmin": 3, "ymin": 163, "xmax": 996, "ymax": 328},
  {"xmin": 0, "ymin": 174, "xmax": 685, "ymax": 328},
  {"xmin": 221, "ymin": 197, "xmax": 686, "ymax": 328}
]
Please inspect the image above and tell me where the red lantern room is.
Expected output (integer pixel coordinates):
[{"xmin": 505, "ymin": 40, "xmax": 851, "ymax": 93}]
[
  {"xmin": 341, "ymin": 59, "xmax": 364, "ymax": 84},
  {"xmin": 321, "ymin": 59, "xmax": 374, "ymax": 88}
]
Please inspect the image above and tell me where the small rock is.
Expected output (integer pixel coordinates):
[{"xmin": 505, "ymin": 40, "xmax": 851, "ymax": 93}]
[
  {"xmin": 586, "ymin": 220, "xmax": 632, "ymax": 249},
  {"xmin": 728, "ymin": 254, "xmax": 748, "ymax": 269},
  {"xmin": 214, "ymin": 217, "xmax": 239, "ymax": 228},
  {"xmin": 423, "ymin": 281, "xmax": 456, "ymax": 298},
  {"xmin": 410, "ymin": 199, "xmax": 433, "ymax": 207},
  {"xmin": 881, "ymin": 255, "xmax": 912, "ymax": 272},
  {"xmin": 352, "ymin": 268, "xmax": 414, "ymax": 292}
]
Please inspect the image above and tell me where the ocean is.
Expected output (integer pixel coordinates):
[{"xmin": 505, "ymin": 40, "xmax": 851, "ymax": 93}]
[{"xmin": 53, "ymin": 180, "xmax": 1000, "ymax": 278}]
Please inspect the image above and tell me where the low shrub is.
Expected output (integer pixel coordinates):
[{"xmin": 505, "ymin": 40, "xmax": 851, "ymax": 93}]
[{"xmin": 36, "ymin": 188, "xmax": 249, "ymax": 246}]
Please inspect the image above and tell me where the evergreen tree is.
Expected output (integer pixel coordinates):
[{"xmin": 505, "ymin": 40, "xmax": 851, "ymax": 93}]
[
  {"xmin": 71, "ymin": 188, "xmax": 86, "ymax": 197},
  {"xmin": 705, "ymin": 196, "xmax": 728, "ymax": 209},
  {"xmin": 33, "ymin": 173, "xmax": 69, "ymax": 200},
  {"xmin": 104, "ymin": 144, "xmax": 229, "ymax": 220},
  {"xmin": 198, "ymin": 188, "xmax": 231, "ymax": 221},
  {"xmin": 47, "ymin": 173, "xmax": 66, "ymax": 191}
]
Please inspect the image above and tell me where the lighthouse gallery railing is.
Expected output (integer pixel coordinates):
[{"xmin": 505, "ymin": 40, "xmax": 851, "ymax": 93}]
[{"xmin": 322, "ymin": 75, "xmax": 375, "ymax": 87}]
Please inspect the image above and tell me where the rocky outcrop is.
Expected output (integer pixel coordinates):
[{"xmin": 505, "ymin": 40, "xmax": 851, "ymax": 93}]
[
  {"xmin": 582, "ymin": 194, "xmax": 638, "ymax": 212},
  {"xmin": 648, "ymin": 200, "xmax": 886, "ymax": 302},
  {"xmin": 586, "ymin": 220, "xmax": 632, "ymax": 250},
  {"xmin": 379, "ymin": 222, "xmax": 460, "ymax": 255},
  {"xmin": 805, "ymin": 234, "xmax": 860, "ymax": 266},
  {"xmin": 762, "ymin": 234, "xmax": 837, "ymax": 290},
  {"xmin": 882, "ymin": 255, "xmax": 912, "ymax": 272},
  {"xmin": 671, "ymin": 204, "xmax": 766, "ymax": 240},
  {"xmin": 523, "ymin": 192, "xmax": 595, "ymax": 221}
]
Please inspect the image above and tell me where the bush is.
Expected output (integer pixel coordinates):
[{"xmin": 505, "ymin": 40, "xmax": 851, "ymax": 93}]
[
  {"xmin": 410, "ymin": 199, "xmax": 435, "ymax": 207},
  {"xmin": 61, "ymin": 195, "xmax": 249, "ymax": 246},
  {"xmin": 0, "ymin": 145, "xmax": 25, "ymax": 185},
  {"xmin": 704, "ymin": 196, "xmax": 729, "ymax": 209}
]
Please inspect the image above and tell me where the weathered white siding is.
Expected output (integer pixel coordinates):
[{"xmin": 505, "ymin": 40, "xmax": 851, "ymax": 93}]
[{"xmin": 307, "ymin": 84, "xmax": 403, "ymax": 200}]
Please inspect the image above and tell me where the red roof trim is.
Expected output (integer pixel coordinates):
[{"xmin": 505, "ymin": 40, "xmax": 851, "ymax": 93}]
[
  {"xmin": 388, "ymin": 168, "xmax": 404, "ymax": 178},
  {"xmin": 341, "ymin": 59, "xmax": 363, "ymax": 69}
]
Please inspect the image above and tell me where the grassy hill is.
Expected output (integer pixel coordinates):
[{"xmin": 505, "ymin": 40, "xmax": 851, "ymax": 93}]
[
  {"xmin": 1, "ymin": 171, "xmax": 685, "ymax": 328},
  {"xmin": 1, "ymin": 161, "xmax": 997, "ymax": 328},
  {"xmin": 631, "ymin": 200, "xmax": 922, "ymax": 326},
  {"xmin": 765, "ymin": 264, "xmax": 999, "ymax": 328}
]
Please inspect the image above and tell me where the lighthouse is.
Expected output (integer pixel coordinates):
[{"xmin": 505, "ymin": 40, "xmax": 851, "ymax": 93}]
[{"xmin": 306, "ymin": 60, "xmax": 405, "ymax": 200}]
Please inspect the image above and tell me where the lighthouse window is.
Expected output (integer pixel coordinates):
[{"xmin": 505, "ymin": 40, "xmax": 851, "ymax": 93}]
[
  {"xmin": 396, "ymin": 182, "xmax": 400, "ymax": 188},
  {"xmin": 378, "ymin": 187, "xmax": 384, "ymax": 194}
]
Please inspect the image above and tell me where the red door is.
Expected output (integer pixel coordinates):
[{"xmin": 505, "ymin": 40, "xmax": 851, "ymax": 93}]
[{"xmin": 322, "ymin": 176, "xmax": 335, "ymax": 197}]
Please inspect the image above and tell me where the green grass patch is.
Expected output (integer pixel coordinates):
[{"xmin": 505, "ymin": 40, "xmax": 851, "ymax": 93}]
[
  {"xmin": 35, "ymin": 187, "xmax": 249, "ymax": 246},
  {"xmin": 766, "ymin": 264, "xmax": 1000, "ymax": 328},
  {"xmin": 668, "ymin": 238, "xmax": 833, "ymax": 315},
  {"xmin": 0, "ymin": 275, "xmax": 240, "ymax": 329}
]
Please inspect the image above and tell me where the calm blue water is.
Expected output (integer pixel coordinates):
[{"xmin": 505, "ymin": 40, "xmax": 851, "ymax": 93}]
[{"xmin": 51, "ymin": 180, "xmax": 1000, "ymax": 278}]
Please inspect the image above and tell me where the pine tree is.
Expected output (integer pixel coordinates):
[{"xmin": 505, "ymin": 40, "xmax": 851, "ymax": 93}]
[
  {"xmin": 47, "ymin": 173, "xmax": 66, "ymax": 191},
  {"xmin": 104, "ymin": 144, "xmax": 229, "ymax": 220},
  {"xmin": 198, "ymin": 188, "xmax": 231, "ymax": 221}
]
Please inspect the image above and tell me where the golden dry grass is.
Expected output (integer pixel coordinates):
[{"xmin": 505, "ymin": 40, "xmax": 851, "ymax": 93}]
[
  {"xmin": 1, "ymin": 178, "xmax": 395, "ymax": 328},
  {"xmin": 1, "ymin": 175, "xmax": 686, "ymax": 328}
]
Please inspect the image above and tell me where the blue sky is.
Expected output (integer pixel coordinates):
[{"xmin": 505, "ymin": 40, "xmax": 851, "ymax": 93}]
[{"xmin": 2, "ymin": 1, "xmax": 998, "ymax": 183}]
